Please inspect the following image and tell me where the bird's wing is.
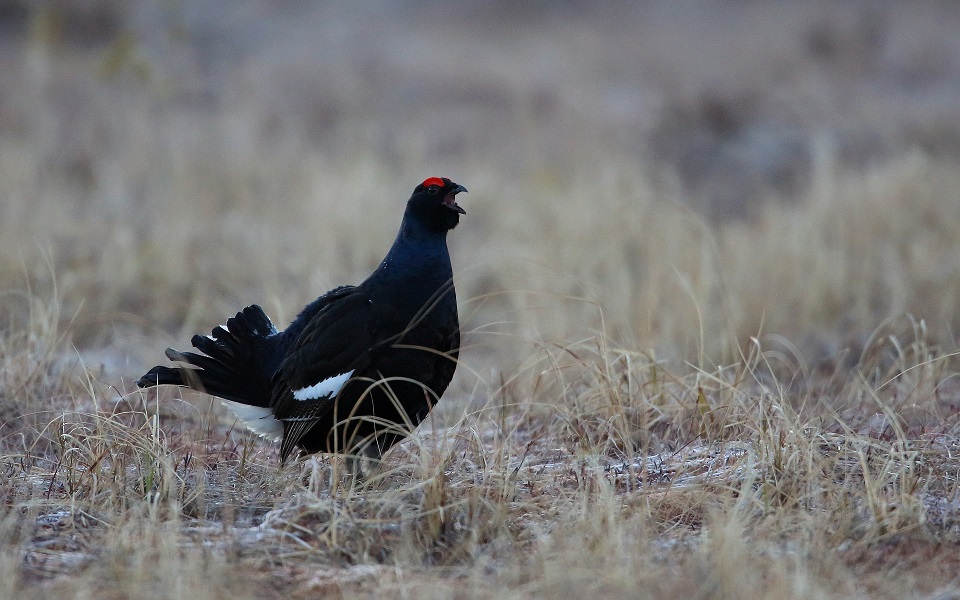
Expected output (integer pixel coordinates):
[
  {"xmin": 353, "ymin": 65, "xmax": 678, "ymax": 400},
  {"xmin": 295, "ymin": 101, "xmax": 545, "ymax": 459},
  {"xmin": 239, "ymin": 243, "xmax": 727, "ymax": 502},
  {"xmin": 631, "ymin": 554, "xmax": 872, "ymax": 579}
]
[
  {"xmin": 270, "ymin": 289, "xmax": 379, "ymax": 455},
  {"xmin": 281, "ymin": 284, "xmax": 357, "ymax": 342}
]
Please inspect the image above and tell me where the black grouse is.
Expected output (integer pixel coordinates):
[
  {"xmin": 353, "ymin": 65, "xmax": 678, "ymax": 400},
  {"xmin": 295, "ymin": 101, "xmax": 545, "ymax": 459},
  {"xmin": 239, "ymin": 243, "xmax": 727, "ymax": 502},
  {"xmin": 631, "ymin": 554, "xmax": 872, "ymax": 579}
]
[{"xmin": 137, "ymin": 177, "xmax": 466, "ymax": 462}]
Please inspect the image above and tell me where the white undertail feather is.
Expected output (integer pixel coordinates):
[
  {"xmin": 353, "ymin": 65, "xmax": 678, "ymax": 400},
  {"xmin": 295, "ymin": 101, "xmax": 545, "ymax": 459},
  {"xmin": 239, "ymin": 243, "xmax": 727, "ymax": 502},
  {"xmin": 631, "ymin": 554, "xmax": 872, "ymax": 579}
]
[
  {"xmin": 221, "ymin": 400, "xmax": 283, "ymax": 442},
  {"xmin": 293, "ymin": 370, "xmax": 354, "ymax": 401}
]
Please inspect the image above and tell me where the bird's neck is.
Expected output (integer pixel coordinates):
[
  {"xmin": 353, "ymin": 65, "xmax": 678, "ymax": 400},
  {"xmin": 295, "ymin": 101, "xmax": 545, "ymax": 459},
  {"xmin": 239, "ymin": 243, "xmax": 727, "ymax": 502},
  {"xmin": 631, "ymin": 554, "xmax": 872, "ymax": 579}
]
[
  {"xmin": 375, "ymin": 215, "xmax": 450, "ymax": 272},
  {"xmin": 366, "ymin": 215, "xmax": 454, "ymax": 315}
]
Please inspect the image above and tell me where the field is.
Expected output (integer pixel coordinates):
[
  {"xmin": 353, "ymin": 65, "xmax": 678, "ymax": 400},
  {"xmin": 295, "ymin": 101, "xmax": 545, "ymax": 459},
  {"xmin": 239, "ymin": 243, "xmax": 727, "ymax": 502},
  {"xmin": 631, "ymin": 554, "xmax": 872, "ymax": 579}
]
[{"xmin": 2, "ymin": 2, "xmax": 960, "ymax": 598}]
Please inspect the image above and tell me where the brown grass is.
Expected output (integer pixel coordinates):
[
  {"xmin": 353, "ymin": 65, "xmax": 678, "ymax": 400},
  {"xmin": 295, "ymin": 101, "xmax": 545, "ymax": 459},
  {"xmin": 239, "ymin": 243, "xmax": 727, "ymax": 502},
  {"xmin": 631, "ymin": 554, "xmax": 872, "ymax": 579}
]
[{"xmin": 3, "ymin": 2, "xmax": 960, "ymax": 598}]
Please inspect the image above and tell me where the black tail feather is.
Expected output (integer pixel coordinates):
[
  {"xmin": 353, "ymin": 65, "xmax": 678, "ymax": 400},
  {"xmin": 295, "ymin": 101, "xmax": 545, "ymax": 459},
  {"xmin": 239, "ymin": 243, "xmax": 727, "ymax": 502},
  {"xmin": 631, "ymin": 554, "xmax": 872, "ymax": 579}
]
[
  {"xmin": 136, "ymin": 304, "xmax": 280, "ymax": 408},
  {"xmin": 136, "ymin": 365, "xmax": 186, "ymax": 388}
]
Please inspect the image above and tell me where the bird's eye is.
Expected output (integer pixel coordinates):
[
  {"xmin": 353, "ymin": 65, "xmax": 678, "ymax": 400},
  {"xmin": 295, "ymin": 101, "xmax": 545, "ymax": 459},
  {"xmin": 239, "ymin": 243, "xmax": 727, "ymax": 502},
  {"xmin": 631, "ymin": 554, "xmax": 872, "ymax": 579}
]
[{"xmin": 426, "ymin": 185, "xmax": 439, "ymax": 194}]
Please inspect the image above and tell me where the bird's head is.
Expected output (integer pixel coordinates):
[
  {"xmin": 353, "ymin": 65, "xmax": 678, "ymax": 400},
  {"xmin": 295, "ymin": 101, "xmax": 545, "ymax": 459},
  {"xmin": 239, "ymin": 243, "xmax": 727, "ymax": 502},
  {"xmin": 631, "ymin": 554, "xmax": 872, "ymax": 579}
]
[{"xmin": 407, "ymin": 176, "xmax": 467, "ymax": 232}]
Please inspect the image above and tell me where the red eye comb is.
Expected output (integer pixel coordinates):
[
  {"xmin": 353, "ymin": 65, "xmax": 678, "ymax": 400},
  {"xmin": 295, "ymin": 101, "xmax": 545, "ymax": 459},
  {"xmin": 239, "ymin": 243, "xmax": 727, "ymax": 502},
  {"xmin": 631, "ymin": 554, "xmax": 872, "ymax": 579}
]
[{"xmin": 422, "ymin": 176, "xmax": 445, "ymax": 188}]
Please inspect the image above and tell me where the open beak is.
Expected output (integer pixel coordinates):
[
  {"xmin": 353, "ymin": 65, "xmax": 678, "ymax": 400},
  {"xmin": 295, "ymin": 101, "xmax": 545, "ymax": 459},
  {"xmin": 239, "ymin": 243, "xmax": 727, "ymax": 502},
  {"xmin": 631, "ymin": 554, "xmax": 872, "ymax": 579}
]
[{"xmin": 444, "ymin": 184, "xmax": 467, "ymax": 214}]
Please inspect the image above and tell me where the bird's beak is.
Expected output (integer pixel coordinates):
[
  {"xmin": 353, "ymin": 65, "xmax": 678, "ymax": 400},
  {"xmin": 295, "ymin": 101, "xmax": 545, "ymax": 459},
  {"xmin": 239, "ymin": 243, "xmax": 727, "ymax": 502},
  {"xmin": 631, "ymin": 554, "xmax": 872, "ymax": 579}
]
[{"xmin": 444, "ymin": 185, "xmax": 467, "ymax": 214}]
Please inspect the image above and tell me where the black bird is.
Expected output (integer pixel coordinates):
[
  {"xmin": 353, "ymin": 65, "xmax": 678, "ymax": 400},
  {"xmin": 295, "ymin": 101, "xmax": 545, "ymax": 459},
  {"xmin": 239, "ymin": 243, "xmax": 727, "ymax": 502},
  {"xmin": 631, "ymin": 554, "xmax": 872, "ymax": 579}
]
[{"xmin": 137, "ymin": 177, "xmax": 466, "ymax": 462}]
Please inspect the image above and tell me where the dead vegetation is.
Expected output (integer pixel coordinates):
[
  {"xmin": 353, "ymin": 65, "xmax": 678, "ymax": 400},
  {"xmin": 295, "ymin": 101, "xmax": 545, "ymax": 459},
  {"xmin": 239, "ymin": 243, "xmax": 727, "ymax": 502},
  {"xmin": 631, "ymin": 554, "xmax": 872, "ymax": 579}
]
[{"xmin": 3, "ymin": 235, "xmax": 960, "ymax": 597}]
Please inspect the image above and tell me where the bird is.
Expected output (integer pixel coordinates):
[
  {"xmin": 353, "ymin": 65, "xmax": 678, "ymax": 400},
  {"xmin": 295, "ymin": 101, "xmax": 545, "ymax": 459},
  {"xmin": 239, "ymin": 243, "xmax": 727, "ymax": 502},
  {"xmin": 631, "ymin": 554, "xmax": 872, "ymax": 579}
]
[{"xmin": 136, "ymin": 176, "xmax": 466, "ymax": 464}]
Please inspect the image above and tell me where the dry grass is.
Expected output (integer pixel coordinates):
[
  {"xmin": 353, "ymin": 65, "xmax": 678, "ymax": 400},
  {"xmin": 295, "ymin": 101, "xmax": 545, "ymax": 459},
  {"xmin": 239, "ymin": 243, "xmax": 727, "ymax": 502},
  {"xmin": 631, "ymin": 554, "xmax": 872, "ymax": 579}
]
[
  {"xmin": 3, "ymin": 2, "xmax": 960, "ymax": 598},
  {"xmin": 3, "ymin": 155, "xmax": 959, "ymax": 597}
]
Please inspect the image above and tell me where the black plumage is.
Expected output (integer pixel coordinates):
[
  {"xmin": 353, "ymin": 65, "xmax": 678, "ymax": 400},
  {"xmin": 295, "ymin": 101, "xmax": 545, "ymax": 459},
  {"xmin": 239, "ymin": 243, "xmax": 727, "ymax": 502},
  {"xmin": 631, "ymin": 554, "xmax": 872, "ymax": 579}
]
[{"xmin": 137, "ymin": 177, "xmax": 466, "ymax": 462}]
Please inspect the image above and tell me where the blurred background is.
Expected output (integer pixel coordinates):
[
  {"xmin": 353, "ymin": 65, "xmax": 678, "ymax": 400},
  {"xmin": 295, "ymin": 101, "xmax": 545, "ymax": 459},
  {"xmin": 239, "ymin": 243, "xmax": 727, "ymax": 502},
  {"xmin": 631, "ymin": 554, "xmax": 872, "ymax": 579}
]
[{"xmin": 1, "ymin": 0, "xmax": 959, "ymax": 380}]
